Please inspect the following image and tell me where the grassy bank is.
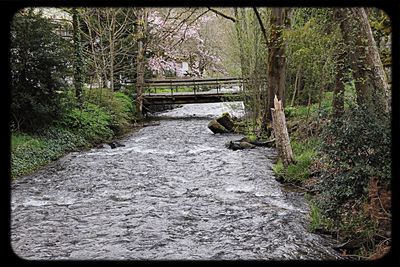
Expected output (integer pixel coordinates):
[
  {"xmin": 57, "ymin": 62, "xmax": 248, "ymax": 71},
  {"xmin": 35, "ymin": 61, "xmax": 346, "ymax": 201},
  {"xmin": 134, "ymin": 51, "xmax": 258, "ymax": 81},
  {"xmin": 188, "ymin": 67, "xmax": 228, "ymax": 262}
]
[
  {"xmin": 11, "ymin": 88, "xmax": 136, "ymax": 179},
  {"xmin": 272, "ymin": 92, "xmax": 332, "ymax": 185}
]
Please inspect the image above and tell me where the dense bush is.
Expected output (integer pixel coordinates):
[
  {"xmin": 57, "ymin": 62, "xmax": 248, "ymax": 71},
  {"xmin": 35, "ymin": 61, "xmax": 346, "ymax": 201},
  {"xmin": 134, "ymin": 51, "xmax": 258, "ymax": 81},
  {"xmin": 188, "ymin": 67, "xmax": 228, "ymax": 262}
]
[
  {"xmin": 10, "ymin": 9, "xmax": 72, "ymax": 131},
  {"xmin": 83, "ymin": 89, "xmax": 135, "ymax": 134},
  {"xmin": 315, "ymin": 106, "xmax": 391, "ymax": 217},
  {"xmin": 59, "ymin": 103, "xmax": 114, "ymax": 143},
  {"xmin": 11, "ymin": 89, "xmax": 135, "ymax": 179}
]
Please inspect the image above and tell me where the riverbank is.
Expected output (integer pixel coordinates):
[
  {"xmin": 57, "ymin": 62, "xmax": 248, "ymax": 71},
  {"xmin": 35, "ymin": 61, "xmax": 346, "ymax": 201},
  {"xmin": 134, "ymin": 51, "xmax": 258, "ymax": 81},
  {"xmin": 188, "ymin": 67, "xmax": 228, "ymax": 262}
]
[
  {"xmin": 271, "ymin": 92, "xmax": 391, "ymax": 259},
  {"xmin": 11, "ymin": 89, "xmax": 137, "ymax": 179}
]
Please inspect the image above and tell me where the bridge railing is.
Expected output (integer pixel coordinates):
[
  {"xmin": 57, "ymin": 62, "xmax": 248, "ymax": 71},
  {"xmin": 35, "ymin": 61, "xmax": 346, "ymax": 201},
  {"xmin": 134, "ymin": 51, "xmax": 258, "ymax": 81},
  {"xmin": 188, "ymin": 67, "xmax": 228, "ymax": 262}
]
[{"xmin": 143, "ymin": 77, "xmax": 244, "ymax": 95}]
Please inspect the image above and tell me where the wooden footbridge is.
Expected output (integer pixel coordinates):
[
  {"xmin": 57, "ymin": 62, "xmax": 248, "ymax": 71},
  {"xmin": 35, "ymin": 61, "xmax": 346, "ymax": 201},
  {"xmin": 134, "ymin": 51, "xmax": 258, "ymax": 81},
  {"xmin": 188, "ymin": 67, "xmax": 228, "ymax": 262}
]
[{"xmin": 136, "ymin": 77, "xmax": 244, "ymax": 106}]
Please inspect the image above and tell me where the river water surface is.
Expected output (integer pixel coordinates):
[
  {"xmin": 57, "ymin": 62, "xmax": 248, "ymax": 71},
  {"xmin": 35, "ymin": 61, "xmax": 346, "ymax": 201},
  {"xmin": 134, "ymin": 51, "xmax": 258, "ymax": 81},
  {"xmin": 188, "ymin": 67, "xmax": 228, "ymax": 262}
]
[{"xmin": 11, "ymin": 102, "xmax": 341, "ymax": 260}]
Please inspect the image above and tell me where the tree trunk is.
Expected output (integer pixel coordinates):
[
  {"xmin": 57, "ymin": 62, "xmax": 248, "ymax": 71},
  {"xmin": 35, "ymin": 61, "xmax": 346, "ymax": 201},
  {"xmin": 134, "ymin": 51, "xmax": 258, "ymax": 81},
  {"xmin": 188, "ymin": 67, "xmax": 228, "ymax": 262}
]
[
  {"xmin": 135, "ymin": 8, "xmax": 147, "ymax": 119},
  {"xmin": 290, "ymin": 65, "xmax": 302, "ymax": 107},
  {"xmin": 332, "ymin": 40, "xmax": 346, "ymax": 118},
  {"xmin": 271, "ymin": 95, "xmax": 294, "ymax": 166},
  {"xmin": 233, "ymin": 8, "xmax": 249, "ymax": 89},
  {"xmin": 335, "ymin": 8, "xmax": 390, "ymax": 113},
  {"xmin": 86, "ymin": 25, "xmax": 102, "ymax": 88},
  {"xmin": 108, "ymin": 12, "xmax": 115, "ymax": 91},
  {"xmin": 72, "ymin": 8, "xmax": 83, "ymax": 106},
  {"xmin": 266, "ymin": 8, "xmax": 290, "ymax": 122}
]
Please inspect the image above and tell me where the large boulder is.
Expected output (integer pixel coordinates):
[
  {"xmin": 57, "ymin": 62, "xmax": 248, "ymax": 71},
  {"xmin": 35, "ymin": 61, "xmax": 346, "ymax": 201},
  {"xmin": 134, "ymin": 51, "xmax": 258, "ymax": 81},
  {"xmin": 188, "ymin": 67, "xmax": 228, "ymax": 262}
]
[
  {"xmin": 208, "ymin": 119, "xmax": 229, "ymax": 134},
  {"xmin": 216, "ymin": 112, "xmax": 235, "ymax": 132}
]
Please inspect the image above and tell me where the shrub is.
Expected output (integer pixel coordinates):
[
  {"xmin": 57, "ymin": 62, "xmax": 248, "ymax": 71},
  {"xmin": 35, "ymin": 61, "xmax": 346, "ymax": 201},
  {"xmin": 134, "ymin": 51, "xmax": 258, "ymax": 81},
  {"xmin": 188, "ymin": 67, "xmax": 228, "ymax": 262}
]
[
  {"xmin": 10, "ymin": 9, "xmax": 72, "ymax": 131},
  {"xmin": 11, "ymin": 128, "xmax": 85, "ymax": 178},
  {"xmin": 59, "ymin": 103, "xmax": 113, "ymax": 143},
  {"xmin": 83, "ymin": 89, "xmax": 134, "ymax": 134},
  {"xmin": 316, "ymin": 107, "xmax": 391, "ymax": 217}
]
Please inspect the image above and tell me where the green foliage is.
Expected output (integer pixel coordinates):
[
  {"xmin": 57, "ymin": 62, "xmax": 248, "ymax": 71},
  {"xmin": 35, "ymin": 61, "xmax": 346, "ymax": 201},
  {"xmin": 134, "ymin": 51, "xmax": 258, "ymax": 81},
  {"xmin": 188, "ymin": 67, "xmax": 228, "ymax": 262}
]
[
  {"xmin": 285, "ymin": 92, "xmax": 333, "ymax": 120},
  {"xmin": 11, "ymin": 88, "xmax": 136, "ymax": 179},
  {"xmin": 273, "ymin": 137, "xmax": 319, "ymax": 183},
  {"xmin": 59, "ymin": 103, "xmax": 113, "ymax": 143},
  {"xmin": 11, "ymin": 133, "xmax": 49, "ymax": 178},
  {"xmin": 114, "ymin": 91, "xmax": 135, "ymax": 114},
  {"xmin": 83, "ymin": 88, "xmax": 135, "ymax": 134},
  {"xmin": 283, "ymin": 106, "xmax": 296, "ymax": 118},
  {"xmin": 337, "ymin": 206, "xmax": 379, "ymax": 254},
  {"xmin": 308, "ymin": 200, "xmax": 334, "ymax": 232},
  {"xmin": 286, "ymin": 9, "xmax": 339, "ymax": 106},
  {"xmin": 11, "ymin": 127, "xmax": 88, "ymax": 178},
  {"xmin": 368, "ymin": 8, "xmax": 391, "ymax": 66},
  {"xmin": 246, "ymin": 134, "xmax": 257, "ymax": 142},
  {"xmin": 316, "ymin": 107, "xmax": 391, "ymax": 217},
  {"xmin": 10, "ymin": 9, "xmax": 72, "ymax": 131}
]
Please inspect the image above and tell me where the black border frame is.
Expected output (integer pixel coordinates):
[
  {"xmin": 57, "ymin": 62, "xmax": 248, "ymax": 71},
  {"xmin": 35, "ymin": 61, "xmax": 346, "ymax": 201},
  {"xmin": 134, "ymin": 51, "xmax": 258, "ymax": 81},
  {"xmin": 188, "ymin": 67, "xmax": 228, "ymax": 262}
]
[{"xmin": 1, "ymin": 0, "xmax": 398, "ymax": 266}]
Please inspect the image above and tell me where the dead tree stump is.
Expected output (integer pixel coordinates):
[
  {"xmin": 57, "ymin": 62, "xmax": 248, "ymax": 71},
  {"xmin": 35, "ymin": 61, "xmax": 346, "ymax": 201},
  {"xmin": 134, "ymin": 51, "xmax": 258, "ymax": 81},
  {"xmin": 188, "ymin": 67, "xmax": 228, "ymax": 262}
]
[{"xmin": 271, "ymin": 95, "xmax": 295, "ymax": 166}]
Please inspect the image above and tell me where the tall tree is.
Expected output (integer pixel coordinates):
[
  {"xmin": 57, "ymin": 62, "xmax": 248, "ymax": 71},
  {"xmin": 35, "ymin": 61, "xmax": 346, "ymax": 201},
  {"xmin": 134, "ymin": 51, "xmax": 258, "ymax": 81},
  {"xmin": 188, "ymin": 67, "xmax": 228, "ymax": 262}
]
[
  {"xmin": 331, "ymin": 47, "xmax": 346, "ymax": 119},
  {"xmin": 80, "ymin": 8, "xmax": 137, "ymax": 89},
  {"xmin": 10, "ymin": 9, "xmax": 71, "ymax": 131},
  {"xmin": 335, "ymin": 8, "xmax": 390, "ymax": 113},
  {"xmin": 135, "ymin": 8, "xmax": 148, "ymax": 118},
  {"xmin": 267, "ymin": 8, "xmax": 294, "ymax": 165},
  {"xmin": 72, "ymin": 8, "xmax": 84, "ymax": 106},
  {"xmin": 331, "ymin": 8, "xmax": 347, "ymax": 119},
  {"xmin": 266, "ymin": 8, "xmax": 291, "ymax": 122}
]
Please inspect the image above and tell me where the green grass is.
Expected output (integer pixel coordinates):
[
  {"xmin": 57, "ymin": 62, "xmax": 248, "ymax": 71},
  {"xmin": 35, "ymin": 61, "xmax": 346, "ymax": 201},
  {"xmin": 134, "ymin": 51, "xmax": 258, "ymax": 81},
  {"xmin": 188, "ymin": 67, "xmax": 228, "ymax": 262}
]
[
  {"xmin": 273, "ymin": 137, "xmax": 320, "ymax": 183},
  {"xmin": 273, "ymin": 90, "xmax": 335, "ymax": 184},
  {"xmin": 146, "ymin": 87, "xmax": 194, "ymax": 94},
  {"xmin": 308, "ymin": 200, "xmax": 334, "ymax": 232},
  {"xmin": 285, "ymin": 91, "xmax": 333, "ymax": 120}
]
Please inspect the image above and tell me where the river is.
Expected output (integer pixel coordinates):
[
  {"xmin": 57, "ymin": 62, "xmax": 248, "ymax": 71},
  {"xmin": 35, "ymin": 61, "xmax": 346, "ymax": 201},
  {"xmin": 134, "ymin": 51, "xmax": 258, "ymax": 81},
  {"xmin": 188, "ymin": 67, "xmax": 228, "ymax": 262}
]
[{"xmin": 11, "ymin": 102, "xmax": 341, "ymax": 260}]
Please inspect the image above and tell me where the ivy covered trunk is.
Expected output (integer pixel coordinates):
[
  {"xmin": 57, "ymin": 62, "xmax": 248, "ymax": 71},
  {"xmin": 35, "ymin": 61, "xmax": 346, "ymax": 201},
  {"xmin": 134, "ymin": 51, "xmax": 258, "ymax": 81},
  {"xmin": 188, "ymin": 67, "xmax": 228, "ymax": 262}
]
[
  {"xmin": 335, "ymin": 8, "xmax": 390, "ymax": 113},
  {"xmin": 332, "ymin": 16, "xmax": 346, "ymax": 119},
  {"xmin": 266, "ymin": 8, "xmax": 290, "ymax": 122},
  {"xmin": 271, "ymin": 95, "xmax": 294, "ymax": 166}
]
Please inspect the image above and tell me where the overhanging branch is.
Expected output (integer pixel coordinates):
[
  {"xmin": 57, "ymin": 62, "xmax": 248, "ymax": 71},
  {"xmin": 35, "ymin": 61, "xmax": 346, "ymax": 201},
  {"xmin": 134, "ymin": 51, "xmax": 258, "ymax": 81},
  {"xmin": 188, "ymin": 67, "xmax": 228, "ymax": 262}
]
[
  {"xmin": 208, "ymin": 7, "xmax": 236, "ymax": 22},
  {"xmin": 253, "ymin": 7, "xmax": 268, "ymax": 43}
]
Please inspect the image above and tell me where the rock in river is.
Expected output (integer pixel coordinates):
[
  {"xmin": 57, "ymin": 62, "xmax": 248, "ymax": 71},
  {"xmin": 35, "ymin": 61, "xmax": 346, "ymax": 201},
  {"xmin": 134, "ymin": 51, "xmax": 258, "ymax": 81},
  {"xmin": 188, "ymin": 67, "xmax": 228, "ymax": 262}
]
[
  {"xmin": 216, "ymin": 112, "xmax": 235, "ymax": 132},
  {"xmin": 208, "ymin": 112, "xmax": 236, "ymax": 134},
  {"xmin": 108, "ymin": 142, "xmax": 126, "ymax": 149},
  {"xmin": 208, "ymin": 119, "xmax": 230, "ymax": 134}
]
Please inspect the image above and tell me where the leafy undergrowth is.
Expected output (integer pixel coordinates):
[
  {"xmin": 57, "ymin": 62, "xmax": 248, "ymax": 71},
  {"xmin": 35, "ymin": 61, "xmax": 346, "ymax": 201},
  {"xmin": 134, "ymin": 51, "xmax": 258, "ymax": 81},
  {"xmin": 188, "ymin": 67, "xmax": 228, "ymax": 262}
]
[
  {"xmin": 11, "ymin": 89, "xmax": 136, "ymax": 179},
  {"xmin": 273, "ymin": 137, "xmax": 320, "ymax": 184},
  {"xmin": 273, "ymin": 90, "xmax": 391, "ymax": 259}
]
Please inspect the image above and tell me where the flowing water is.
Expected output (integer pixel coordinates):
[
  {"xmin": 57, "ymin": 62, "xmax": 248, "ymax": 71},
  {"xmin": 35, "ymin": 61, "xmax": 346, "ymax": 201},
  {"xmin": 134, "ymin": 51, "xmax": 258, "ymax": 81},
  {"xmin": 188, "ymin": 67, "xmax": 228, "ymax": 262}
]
[{"xmin": 11, "ymin": 102, "xmax": 341, "ymax": 260}]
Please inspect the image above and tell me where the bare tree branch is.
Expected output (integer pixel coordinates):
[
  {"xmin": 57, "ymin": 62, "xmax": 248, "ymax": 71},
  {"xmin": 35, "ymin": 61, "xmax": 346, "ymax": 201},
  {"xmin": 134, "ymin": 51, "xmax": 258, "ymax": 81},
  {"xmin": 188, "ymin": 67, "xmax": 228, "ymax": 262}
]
[
  {"xmin": 208, "ymin": 7, "xmax": 236, "ymax": 22},
  {"xmin": 253, "ymin": 7, "xmax": 268, "ymax": 43}
]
